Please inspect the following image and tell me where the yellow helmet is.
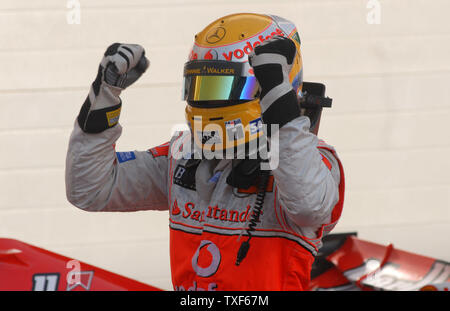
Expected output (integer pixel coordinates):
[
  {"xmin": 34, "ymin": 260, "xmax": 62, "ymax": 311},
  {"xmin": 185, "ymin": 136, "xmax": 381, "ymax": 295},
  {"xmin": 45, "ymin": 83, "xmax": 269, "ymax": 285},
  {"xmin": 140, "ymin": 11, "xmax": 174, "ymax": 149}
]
[{"xmin": 183, "ymin": 13, "xmax": 303, "ymax": 157}]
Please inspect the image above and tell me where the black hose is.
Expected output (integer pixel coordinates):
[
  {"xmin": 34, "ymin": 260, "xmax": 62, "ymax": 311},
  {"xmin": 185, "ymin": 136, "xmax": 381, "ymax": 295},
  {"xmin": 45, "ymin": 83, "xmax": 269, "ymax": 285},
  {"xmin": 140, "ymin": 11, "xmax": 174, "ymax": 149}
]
[{"xmin": 235, "ymin": 166, "xmax": 271, "ymax": 266}]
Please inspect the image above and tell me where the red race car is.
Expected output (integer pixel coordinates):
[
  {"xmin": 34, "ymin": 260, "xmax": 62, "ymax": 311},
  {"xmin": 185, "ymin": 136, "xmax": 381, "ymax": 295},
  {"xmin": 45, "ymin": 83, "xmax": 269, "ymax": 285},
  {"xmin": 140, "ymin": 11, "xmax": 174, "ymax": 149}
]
[
  {"xmin": 0, "ymin": 238, "xmax": 161, "ymax": 291},
  {"xmin": 309, "ymin": 233, "xmax": 449, "ymax": 291}
]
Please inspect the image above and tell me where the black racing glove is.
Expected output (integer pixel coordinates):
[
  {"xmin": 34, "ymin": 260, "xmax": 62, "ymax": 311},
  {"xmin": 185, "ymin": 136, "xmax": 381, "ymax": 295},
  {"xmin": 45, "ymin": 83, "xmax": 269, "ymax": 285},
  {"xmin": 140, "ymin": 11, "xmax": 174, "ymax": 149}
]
[
  {"xmin": 77, "ymin": 43, "xmax": 150, "ymax": 133},
  {"xmin": 248, "ymin": 36, "xmax": 300, "ymax": 136}
]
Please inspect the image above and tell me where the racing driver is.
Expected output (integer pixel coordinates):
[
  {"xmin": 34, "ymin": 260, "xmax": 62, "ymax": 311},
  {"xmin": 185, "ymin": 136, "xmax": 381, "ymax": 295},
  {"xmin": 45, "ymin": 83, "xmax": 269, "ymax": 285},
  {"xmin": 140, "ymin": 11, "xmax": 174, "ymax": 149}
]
[{"xmin": 65, "ymin": 13, "xmax": 345, "ymax": 291}]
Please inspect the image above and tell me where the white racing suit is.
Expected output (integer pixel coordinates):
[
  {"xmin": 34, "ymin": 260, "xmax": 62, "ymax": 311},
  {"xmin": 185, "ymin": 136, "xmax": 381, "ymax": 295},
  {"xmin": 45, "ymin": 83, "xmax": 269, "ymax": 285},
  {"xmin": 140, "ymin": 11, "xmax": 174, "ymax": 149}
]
[{"xmin": 65, "ymin": 116, "xmax": 344, "ymax": 291}]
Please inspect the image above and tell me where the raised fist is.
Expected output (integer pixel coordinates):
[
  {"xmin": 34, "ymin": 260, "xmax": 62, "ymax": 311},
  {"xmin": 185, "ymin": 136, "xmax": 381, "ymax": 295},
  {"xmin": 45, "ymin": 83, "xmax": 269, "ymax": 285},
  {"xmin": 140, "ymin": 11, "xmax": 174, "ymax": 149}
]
[
  {"xmin": 248, "ymin": 36, "xmax": 300, "ymax": 135},
  {"xmin": 77, "ymin": 43, "xmax": 149, "ymax": 134},
  {"xmin": 101, "ymin": 43, "xmax": 149, "ymax": 89}
]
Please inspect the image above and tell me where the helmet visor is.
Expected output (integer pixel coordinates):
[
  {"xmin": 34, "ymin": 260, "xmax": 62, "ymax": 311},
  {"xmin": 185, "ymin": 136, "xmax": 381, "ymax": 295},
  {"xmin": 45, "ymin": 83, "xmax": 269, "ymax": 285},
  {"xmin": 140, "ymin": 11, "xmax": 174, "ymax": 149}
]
[{"xmin": 182, "ymin": 60, "xmax": 260, "ymax": 102}]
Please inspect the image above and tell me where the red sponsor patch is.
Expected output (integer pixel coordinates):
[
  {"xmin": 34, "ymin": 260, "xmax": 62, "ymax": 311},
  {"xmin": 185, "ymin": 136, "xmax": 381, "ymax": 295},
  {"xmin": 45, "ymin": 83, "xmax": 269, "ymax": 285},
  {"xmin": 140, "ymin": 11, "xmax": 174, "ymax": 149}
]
[{"xmin": 148, "ymin": 142, "xmax": 169, "ymax": 158}]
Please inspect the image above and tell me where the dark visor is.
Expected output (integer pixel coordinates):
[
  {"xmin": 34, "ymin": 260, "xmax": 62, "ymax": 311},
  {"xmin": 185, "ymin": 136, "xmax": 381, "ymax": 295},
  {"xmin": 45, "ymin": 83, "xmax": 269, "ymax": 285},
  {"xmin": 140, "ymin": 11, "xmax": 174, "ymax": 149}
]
[{"xmin": 182, "ymin": 60, "xmax": 260, "ymax": 102}]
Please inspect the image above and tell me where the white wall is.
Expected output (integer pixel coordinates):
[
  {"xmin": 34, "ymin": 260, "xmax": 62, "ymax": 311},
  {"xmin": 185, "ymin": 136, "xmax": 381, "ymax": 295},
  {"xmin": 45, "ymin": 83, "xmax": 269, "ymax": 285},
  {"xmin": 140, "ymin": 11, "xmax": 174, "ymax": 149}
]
[{"xmin": 1, "ymin": 0, "xmax": 449, "ymax": 290}]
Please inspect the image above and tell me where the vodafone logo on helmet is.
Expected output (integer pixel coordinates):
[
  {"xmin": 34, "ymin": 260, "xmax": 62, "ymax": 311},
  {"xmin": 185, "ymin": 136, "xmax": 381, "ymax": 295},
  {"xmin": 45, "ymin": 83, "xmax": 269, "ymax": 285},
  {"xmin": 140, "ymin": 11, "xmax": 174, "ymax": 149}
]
[
  {"xmin": 191, "ymin": 26, "xmax": 287, "ymax": 62},
  {"xmin": 222, "ymin": 28, "xmax": 285, "ymax": 61}
]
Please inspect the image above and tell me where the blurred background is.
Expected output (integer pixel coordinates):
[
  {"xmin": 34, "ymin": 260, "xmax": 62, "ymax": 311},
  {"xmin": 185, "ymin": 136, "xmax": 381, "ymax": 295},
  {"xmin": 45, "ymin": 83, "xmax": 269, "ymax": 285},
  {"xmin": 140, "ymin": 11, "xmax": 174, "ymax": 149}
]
[{"xmin": 0, "ymin": 0, "xmax": 449, "ymax": 290}]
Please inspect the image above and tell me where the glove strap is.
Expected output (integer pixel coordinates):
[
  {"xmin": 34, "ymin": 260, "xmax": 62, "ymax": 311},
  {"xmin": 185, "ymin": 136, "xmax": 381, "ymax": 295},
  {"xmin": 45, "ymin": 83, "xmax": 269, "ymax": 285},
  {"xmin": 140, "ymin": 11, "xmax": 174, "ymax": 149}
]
[
  {"xmin": 77, "ymin": 96, "xmax": 122, "ymax": 134},
  {"xmin": 252, "ymin": 58, "xmax": 300, "ymax": 136},
  {"xmin": 261, "ymin": 89, "xmax": 300, "ymax": 136}
]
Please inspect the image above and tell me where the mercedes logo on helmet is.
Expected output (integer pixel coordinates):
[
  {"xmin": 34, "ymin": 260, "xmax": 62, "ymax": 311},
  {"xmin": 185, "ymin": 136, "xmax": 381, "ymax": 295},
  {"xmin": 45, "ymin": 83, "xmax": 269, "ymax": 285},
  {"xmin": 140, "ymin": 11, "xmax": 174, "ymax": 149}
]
[{"xmin": 206, "ymin": 27, "xmax": 226, "ymax": 44}]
